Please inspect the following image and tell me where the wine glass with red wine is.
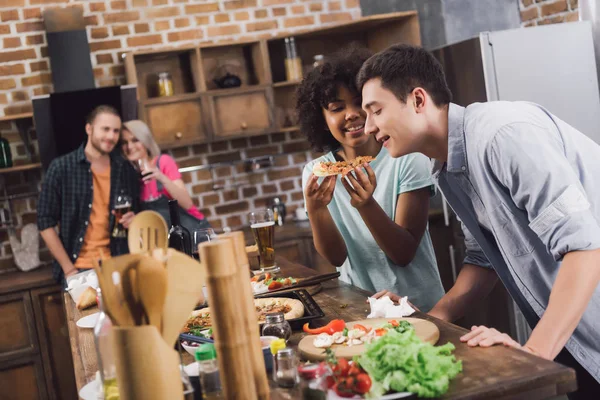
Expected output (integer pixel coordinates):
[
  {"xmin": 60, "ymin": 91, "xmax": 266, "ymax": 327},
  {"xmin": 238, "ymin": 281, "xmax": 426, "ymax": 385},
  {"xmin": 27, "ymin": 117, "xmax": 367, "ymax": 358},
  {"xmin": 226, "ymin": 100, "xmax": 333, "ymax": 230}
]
[{"xmin": 191, "ymin": 228, "xmax": 216, "ymax": 261}]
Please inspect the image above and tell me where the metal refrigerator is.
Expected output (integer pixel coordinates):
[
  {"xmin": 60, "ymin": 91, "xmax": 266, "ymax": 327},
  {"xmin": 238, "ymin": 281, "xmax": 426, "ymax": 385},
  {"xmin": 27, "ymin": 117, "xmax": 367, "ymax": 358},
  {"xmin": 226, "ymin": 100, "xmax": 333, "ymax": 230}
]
[{"xmin": 430, "ymin": 21, "xmax": 600, "ymax": 343}]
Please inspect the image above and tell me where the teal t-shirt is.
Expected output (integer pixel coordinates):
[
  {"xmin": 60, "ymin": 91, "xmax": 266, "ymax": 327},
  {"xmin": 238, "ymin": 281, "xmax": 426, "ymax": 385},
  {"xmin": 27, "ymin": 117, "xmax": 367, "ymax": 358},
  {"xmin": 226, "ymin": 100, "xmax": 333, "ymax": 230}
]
[{"xmin": 302, "ymin": 147, "xmax": 444, "ymax": 312}]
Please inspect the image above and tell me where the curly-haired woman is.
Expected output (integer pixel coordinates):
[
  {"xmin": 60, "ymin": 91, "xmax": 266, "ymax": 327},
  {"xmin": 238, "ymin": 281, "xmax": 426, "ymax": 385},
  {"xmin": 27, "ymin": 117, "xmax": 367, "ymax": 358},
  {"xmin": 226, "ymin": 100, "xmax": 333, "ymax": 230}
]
[{"xmin": 298, "ymin": 47, "xmax": 444, "ymax": 311}]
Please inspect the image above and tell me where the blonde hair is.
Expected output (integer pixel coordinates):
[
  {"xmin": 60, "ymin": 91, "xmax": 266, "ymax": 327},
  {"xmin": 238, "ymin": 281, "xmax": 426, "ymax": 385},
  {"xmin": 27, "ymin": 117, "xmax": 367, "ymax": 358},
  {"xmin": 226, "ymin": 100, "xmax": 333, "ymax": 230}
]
[{"xmin": 122, "ymin": 120, "xmax": 162, "ymax": 159}]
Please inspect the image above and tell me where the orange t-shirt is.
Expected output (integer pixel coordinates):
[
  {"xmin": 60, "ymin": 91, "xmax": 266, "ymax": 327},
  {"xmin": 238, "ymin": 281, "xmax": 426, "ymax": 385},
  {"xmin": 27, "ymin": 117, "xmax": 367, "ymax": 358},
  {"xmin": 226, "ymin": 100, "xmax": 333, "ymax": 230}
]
[{"xmin": 75, "ymin": 165, "xmax": 111, "ymax": 269}]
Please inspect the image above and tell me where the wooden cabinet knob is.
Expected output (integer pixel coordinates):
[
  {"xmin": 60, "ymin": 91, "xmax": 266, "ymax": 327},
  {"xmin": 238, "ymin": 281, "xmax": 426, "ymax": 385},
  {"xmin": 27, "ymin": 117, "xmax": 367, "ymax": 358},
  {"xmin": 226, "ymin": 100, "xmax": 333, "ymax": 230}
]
[
  {"xmin": 240, "ymin": 122, "xmax": 248, "ymax": 130},
  {"xmin": 175, "ymin": 132, "xmax": 183, "ymax": 139}
]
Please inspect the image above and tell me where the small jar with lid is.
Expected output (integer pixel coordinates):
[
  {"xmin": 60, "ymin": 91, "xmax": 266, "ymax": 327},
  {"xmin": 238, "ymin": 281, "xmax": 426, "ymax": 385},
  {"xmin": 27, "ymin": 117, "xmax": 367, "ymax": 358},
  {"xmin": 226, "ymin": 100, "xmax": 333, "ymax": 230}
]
[
  {"xmin": 261, "ymin": 312, "xmax": 292, "ymax": 341},
  {"xmin": 157, "ymin": 72, "xmax": 174, "ymax": 97},
  {"xmin": 297, "ymin": 363, "xmax": 331, "ymax": 400},
  {"xmin": 275, "ymin": 348, "xmax": 299, "ymax": 388},
  {"xmin": 312, "ymin": 55, "xmax": 324, "ymax": 69}
]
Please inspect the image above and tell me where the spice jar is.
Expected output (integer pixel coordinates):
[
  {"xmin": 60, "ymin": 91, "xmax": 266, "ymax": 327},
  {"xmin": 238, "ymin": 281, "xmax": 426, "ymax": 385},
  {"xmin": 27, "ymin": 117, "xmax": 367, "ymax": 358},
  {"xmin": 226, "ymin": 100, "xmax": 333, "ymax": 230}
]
[
  {"xmin": 275, "ymin": 348, "xmax": 299, "ymax": 388},
  {"xmin": 157, "ymin": 72, "xmax": 174, "ymax": 97},
  {"xmin": 270, "ymin": 338, "xmax": 286, "ymax": 382},
  {"xmin": 262, "ymin": 312, "xmax": 292, "ymax": 341},
  {"xmin": 298, "ymin": 363, "xmax": 331, "ymax": 400}
]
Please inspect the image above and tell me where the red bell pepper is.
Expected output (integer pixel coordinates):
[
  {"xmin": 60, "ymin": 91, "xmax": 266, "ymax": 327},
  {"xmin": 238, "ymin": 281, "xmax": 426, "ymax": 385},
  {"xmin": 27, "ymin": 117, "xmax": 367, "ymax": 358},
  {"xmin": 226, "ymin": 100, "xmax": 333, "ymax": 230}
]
[{"xmin": 303, "ymin": 319, "xmax": 346, "ymax": 335}]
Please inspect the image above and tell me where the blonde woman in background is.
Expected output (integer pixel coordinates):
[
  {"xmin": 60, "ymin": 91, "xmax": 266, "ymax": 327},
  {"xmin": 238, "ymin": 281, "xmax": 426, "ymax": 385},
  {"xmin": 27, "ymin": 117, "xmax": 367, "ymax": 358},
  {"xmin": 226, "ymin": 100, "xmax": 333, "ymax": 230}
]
[{"xmin": 120, "ymin": 120, "xmax": 210, "ymax": 229}]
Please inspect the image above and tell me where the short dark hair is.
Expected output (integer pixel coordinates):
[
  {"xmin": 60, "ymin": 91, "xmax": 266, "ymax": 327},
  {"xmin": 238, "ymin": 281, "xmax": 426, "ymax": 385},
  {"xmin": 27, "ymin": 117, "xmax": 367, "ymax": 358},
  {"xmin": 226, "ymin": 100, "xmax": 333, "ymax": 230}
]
[
  {"xmin": 295, "ymin": 45, "xmax": 373, "ymax": 153},
  {"xmin": 86, "ymin": 104, "xmax": 120, "ymax": 125},
  {"xmin": 357, "ymin": 44, "xmax": 452, "ymax": 107}
]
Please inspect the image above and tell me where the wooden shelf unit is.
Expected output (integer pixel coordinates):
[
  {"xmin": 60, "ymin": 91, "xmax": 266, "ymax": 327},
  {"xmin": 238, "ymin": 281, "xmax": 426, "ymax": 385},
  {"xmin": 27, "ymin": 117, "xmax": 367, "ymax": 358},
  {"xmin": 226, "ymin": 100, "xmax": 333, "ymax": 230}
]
[
  {"xmin": 123, "ymin": 11, "xmax": 420, "ymax": 148},
  {"xmin": 0, "ymin": 163, "xmax": 42, "ymax": 175},
  {"xmin": 0, "ymin": 113, "xmax": 33, "ymax": 123}
]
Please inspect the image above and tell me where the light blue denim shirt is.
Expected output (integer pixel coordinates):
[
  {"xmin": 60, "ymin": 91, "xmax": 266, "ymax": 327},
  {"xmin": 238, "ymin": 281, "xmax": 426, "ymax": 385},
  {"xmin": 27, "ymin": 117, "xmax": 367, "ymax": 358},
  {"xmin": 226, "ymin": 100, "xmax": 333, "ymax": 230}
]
[{"xmin": 433, "ymin": 102, "xmax": 600, "ymax": 382}]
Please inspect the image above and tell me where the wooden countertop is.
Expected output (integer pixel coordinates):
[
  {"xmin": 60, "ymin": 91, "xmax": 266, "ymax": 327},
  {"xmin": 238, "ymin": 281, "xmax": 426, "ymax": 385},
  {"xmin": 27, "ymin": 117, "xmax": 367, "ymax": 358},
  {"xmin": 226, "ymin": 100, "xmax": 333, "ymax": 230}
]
[
  {"xmin": 0, "ymin": 265, "xmax": 56, "ymax": 295},
  {"xmin": 65, "ymin": 257, "xmax": 576, "ymax": 399}
]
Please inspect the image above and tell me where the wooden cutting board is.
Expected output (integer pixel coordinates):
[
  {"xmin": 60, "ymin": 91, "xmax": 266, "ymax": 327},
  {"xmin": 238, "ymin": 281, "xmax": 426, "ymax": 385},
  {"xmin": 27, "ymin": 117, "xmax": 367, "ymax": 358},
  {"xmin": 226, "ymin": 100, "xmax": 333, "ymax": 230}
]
[{"xmin": 298, "ymin": 317, "xmax": 440, "ymax": 361}]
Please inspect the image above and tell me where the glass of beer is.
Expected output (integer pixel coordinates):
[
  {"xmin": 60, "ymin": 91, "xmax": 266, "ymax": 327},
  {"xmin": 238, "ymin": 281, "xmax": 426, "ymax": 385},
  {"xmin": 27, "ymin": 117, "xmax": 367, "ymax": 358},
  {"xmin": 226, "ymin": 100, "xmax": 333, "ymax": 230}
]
[
  {"xmin": 112, "ymin": 192, "xmax": 132, "ymax": 238},
  {"xmin": 248, "ymin": 209, "xmax": 279, "ymax": 274}
]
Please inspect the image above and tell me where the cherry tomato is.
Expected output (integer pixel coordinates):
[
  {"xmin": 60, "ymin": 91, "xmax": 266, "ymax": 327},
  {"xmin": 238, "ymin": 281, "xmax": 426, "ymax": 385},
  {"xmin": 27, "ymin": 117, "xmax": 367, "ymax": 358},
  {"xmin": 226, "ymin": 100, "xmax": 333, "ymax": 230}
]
[
  {"xmin": 353, "ymin": 324, "xmax": 369, "ymax": 333},
  {"xmin": 389, "ymin": 319, "xmax": 399, "ymax": 327},
  {"xmin": 353, "ymin": 373, "xmax": 372, "ymax": 394},
  {"xmin": 330, "ymin": 358, "xmax": 350, "ymax": 377},
  {"xmin": 264, "ymin": 273, "xmax": 272, "ymax": 280},
  {"xmin": 282, "ymin": 278, "xmax": 292, "ymax": 286},
  {"xmin": 333, "ymin": 382, "xmax": 355, "ymax": 398},
  {"xmin": 375, "ymin": 328, "xmax": 387, "ymax": 336},
  {"xmin": 347, "ymin": 364, "xmax": 362, "ymax": 377},
  {"xmin": 325, "ymin": 375, "xmax": 336, "ymax": 389}
]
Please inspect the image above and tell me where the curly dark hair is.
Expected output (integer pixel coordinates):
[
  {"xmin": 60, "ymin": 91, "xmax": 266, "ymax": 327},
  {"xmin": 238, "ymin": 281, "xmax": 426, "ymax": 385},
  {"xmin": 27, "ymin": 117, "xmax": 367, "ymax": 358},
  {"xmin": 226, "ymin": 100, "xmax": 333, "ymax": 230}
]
[{"xmin": 295, "ymin": 45, "xmax": 373, "ymax": 153}]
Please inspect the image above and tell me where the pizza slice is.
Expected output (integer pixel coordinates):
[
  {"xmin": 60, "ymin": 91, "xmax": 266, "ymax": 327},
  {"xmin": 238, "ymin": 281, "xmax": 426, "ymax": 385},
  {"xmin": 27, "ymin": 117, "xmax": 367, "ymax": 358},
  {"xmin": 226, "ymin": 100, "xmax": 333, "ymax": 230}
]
[{"xmin": 313, "ymin": 155, "xmax": 375, "ymax": 177}]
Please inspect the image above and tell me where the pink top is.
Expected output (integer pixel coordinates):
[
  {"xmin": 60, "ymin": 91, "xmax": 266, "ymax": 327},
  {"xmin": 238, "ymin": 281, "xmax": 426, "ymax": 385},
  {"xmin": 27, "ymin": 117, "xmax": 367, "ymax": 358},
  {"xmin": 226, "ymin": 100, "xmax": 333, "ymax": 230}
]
[{"xmin": 140, "ymin": 154, "xmax": 205, "ymax": 220}]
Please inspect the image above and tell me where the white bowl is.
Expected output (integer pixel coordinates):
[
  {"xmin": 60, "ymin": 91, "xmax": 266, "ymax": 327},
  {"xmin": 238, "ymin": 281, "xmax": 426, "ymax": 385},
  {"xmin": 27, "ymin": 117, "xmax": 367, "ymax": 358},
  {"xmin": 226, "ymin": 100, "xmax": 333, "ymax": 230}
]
[{"xmin": 180, "ymin": 340, "xmax": 202, "ymax": 356}]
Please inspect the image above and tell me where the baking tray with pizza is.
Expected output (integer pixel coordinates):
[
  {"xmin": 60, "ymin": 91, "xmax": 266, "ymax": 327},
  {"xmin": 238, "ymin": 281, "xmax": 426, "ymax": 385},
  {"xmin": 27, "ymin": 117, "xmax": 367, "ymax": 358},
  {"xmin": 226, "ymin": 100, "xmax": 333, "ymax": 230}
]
[{"xmin": 180, "ymin": 289, "xmax": 325, "ymax": 344}]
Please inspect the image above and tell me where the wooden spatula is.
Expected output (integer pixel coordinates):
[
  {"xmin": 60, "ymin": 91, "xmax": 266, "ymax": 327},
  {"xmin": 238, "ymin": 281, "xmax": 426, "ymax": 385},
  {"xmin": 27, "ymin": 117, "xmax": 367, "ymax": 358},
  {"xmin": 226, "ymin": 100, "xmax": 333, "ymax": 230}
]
[
  {"xmin": 137, "ymin": 256, "xmax": 168, "ymax": 332},
  {"xmin": 154, "ymin": 248, "xmax": 205, "ymax": 346},
  {"xmin": 128, "ymin": 211, "xmax": 168, "ymax": 254},
  {"xmin": 94, "ymin": 254, "xmax": 142, "ymax": 326}
]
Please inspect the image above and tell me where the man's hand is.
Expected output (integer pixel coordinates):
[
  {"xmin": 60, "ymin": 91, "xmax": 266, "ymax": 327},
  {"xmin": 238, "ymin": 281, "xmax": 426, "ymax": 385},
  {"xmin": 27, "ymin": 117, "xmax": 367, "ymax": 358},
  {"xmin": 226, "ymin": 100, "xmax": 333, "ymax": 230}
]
[
  {"xmin": 305, "ymin": 174, "xmax": 336, "ymax": 212},
  {"xmin": 341, "ymin": 164, "xmax": 377, "ymax": 209},
  {"xmin": 112, "ymin": 210, "xmax": 135, "ymax": 229},
  {"xmin": 460, "ymin": 325, "xmax": 540, "ymax": 356}
]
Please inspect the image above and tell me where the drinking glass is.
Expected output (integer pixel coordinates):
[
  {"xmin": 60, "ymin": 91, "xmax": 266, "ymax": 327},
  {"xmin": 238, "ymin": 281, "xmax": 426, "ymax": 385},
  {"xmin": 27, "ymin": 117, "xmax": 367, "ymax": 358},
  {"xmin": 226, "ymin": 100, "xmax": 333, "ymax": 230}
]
[
  {"xmin": 137, "ymin": 159, "xmax": 153, "ymax": 184},
  {"xmin": 111, "ymin": 192, "xmax": 132, "ymax": 238},
  {"xmin": 191, "ymin": 228, "xmax": 216, "ymax": 262},
  {"xmin": 248, "ymin": 209, "xmax": 279, "ymax": 273}
]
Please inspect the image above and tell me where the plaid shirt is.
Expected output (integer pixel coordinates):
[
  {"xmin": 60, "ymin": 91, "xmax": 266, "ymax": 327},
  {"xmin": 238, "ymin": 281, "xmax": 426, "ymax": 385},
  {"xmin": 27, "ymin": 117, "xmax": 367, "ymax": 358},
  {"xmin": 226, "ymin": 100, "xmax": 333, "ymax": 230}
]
[{"xmin": 37, "ymin": 144, "xmax": 140, "ymax": 282}]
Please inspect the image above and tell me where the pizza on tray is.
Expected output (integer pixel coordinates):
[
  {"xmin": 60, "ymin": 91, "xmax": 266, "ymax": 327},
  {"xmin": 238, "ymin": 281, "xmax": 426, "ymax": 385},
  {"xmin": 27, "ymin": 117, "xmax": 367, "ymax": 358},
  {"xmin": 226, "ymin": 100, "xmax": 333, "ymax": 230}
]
[
  {"xmin": 182, "ymin": 297, "xmax": 305, "ymax": 334},
  {"xmin": 313, "ymin": 155, "xmax": 375, "ymax": 177}
]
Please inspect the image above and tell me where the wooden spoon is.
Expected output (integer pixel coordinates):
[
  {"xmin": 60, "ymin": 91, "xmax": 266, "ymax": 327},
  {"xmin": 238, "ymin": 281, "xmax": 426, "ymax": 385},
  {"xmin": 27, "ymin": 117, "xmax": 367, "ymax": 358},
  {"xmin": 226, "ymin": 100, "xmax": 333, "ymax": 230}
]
[
  {"xmin": 137, "ymin": 256, "xmax": 168, "ymax": 332},
  {"xmin": 128, "ymin": 211, "xmax": 168, "ymax": 254}
]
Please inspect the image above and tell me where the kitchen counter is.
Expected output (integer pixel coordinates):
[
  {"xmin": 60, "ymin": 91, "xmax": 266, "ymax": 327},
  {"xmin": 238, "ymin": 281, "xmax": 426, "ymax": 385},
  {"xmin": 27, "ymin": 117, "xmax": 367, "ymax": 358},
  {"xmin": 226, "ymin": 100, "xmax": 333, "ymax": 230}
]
[{"xmin": 65, "ymin": 256, "xmax": 576, "ymax": 399}]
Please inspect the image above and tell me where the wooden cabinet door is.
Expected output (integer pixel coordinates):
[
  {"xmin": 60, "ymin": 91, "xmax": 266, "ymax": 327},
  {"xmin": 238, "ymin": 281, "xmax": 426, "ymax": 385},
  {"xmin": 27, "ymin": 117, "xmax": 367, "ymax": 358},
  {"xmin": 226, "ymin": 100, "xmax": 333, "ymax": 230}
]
[
  {"xmin": 303, "ymin": 238, "xmax": 336, "ymax": 275},
  {"xmin": 0, "ymin": 291, "xmax": 37, "ymax": 362},
  {"xmin": 0, "ymin": 355, "xmax": 47, "ymax": 400},
  {"xmin": 144, "ymin": 96, "xmax": 208, "ymax": 148},
  {"xmin": 31, "ymin": 287, "xmax": 77, "ymax": 400},
  {"xmin": 210, "ymin": 89, "xmax": 272, "ymax": 138}
]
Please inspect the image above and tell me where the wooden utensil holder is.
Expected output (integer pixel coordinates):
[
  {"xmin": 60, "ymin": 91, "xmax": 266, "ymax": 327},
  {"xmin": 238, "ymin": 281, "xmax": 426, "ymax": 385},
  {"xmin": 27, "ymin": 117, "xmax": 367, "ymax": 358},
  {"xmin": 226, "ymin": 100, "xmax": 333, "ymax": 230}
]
[{"xmin": 112, "ymin": 325, "xmax": 184, "ymax": 400}]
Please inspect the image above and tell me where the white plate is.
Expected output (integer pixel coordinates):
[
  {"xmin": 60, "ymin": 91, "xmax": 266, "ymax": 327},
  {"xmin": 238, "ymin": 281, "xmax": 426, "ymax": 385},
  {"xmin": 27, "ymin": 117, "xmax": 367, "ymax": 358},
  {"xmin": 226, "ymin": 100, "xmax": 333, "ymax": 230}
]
[
  {"xmin": 327, "ymin": 390, "xmax": 412, "ymax": 399},
  {"xmin": 76, "ymin": 312, "xmax": 99, "ymax": 329},
  {"xmin": 79, "ymin": 378, "xmax": 99, "ymax": 400}
]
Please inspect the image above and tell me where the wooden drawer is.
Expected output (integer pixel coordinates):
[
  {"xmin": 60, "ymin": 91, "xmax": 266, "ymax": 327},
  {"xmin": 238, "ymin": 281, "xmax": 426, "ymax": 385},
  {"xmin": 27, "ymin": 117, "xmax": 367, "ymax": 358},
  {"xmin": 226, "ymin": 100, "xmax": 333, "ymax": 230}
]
[
  {"xmin": 0, "ymin": 355, "xmax": 47, "ymax": 400},
  {"xmin": 0, "ymin": 292, "xmax": 37, "ymax": 362},
  {"xmin": 144, "ymin": 96, "xmax": 208, "ymax": 148},
  {"xmin": 210, "ymin": 89, "xmax": 272, "ymax": 138},
  {"xmin": 275, "ymin": 239, "xmax": 306, "ymax": 266}
]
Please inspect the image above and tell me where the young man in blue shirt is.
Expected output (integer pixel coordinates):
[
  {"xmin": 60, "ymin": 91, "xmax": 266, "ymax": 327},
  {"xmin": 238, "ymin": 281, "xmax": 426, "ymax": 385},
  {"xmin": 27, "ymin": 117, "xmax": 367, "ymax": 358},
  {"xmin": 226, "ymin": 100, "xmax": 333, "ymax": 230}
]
[{"xmin": 357, "ymin": 44, "xmax": 600, "ymax": 399}]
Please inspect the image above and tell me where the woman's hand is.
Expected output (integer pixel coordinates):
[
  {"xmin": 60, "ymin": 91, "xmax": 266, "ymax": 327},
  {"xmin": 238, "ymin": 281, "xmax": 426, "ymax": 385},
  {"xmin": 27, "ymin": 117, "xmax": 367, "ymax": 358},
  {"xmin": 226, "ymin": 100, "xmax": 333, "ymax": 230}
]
[
  {"xmin": 304, "ymin": 174, "xmax": 336, "ymax": 212},
  {"xmin": 141, "ymin": 163, "xmax": 166, "ymax": 184},
  {"xmin": 368, "ymin": 289, "xmax": 420, "ymax": 311},
  {"xmin": 341, "ymin": 163, "xmax": 377, "ymax": 209}
]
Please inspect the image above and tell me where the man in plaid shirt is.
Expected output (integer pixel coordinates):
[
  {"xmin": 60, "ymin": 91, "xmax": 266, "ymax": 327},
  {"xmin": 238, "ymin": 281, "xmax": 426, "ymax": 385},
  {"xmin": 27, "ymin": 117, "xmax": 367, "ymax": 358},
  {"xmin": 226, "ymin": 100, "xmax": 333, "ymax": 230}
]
[{"xmin": 37, "ymin": 105, "xmax": 140, "ymax": 283}]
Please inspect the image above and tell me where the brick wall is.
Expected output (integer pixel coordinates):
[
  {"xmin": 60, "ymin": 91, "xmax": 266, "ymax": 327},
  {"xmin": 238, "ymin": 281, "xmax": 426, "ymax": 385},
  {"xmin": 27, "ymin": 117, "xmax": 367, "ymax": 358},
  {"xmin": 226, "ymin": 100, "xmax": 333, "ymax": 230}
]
[
  {"xmin": 519, "ymin": 0, "xmax": 579, "ymax": 26},
  {"xmin": 0, "ymin": 0, "xmax": 362, "ymax": 274}
]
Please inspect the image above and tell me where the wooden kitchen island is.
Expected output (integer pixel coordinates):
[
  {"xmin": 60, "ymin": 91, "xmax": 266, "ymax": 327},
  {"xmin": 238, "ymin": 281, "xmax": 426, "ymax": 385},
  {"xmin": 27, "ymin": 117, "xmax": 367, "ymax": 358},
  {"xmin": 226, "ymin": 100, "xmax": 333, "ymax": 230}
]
[{"xmin": 65, "ymin": 257, "xmax": 576, "ymax": 399}]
